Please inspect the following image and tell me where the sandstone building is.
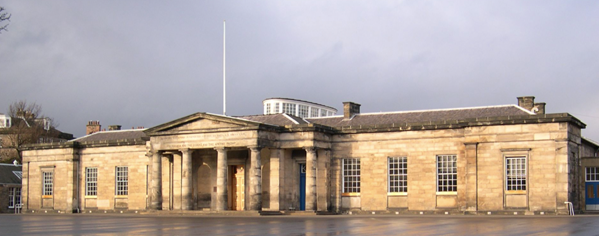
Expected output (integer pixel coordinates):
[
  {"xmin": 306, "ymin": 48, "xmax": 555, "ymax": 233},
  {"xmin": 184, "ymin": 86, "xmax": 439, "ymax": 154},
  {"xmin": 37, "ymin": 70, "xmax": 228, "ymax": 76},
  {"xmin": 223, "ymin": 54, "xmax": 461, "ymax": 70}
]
[{"xmin": 20, "ymin": 96, "xmax": 599, "ymax": 215}]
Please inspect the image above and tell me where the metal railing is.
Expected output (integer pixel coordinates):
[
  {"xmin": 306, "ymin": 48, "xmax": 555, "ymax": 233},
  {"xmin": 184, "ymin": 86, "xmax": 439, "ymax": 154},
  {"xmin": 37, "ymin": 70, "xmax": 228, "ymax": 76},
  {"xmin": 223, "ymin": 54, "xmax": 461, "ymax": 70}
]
[{"xmin": 564, "ymin": 202, "xmax": 574, "ymax": 216}]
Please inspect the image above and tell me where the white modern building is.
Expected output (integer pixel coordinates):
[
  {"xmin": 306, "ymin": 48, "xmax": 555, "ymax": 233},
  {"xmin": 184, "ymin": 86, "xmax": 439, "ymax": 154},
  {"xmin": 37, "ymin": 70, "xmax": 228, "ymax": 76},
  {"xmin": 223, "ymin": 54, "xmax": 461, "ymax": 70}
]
[
  {"xmin": 0, "ymin": 114, "xmax": 11, "ymax": 129},
  {"xmin": 263, "ymin": 98, "xmax": 338, "ymax": 118}
]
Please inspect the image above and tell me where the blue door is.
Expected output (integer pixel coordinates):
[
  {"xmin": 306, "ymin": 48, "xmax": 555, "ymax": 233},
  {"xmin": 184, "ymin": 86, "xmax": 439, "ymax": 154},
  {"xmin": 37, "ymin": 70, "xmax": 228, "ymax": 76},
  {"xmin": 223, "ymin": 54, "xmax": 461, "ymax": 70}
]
[
  {"xmin": 299, "ymin": 164, "xmax": 306, "ymax": 211},
  {"xmin": 586, "ymin": 182, "xmax": 599, "ymax": 210}
]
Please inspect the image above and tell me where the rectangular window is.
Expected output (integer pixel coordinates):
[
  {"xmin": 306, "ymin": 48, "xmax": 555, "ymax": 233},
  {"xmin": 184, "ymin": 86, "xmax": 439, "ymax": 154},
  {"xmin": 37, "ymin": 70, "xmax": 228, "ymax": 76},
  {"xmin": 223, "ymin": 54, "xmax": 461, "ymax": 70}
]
[
  {"xmin": 388, "ymin": 157, "xmax": 407, "ymax": 193},
  {"xmin": 115, "ymin": 166, "xmax": 128, "ymax": 196},
  {"xmin": 342, "ymin": 159, "xmax": 361, "ymax": 194},
  {"xmin": 437, "ymin": 155, "xmax": 457, "ymax": 192},
  {"xmin": 506, "ymin": 157, "xmax": 527, "ymax": 191},
  {"xmin": 86, "ymin": 167, "xmax": 98, "ymax": 196},
  {"xmin": 321, "ymin": 109, "xmax": 328, "ymax": 117},
  {"xmin": 9, "ymin": 187, "xmax": 21, "ymax": 208},
  {"xmin": 274, "ymin": 103, "xmax": 280, "ymax": 114},
  {"xmin": 42, "ymin": 172, "xmax": 53, "ymax": 196},
  {"xmin": 265, "ymin": 103, "xmax": 271, "ymax": 114},
  {"xmin": 310, "ymin": 107, "xmax": 319, "ymax": 117},
  {"xmin": 298, "ymin": 105, "xmax": 309, "ymax": 118},
  {"xmin": 282, "ymin": 103, "xmax": 296, "ymax": 116},
  {"xmin": 0, "ymin": 118, "xmax": 9, "ymax": 128},
  {"xmin": 586, "ymin": 167, "xmax": 599, "ymax": 181}
]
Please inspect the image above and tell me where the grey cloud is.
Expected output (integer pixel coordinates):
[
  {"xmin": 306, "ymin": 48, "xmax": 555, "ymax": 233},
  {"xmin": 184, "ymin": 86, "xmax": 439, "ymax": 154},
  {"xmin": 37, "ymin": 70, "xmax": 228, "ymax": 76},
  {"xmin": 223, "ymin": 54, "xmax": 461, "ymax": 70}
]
[{"xmin": 0, "ymin": 0, "xmax": 598, "ymax": 140}]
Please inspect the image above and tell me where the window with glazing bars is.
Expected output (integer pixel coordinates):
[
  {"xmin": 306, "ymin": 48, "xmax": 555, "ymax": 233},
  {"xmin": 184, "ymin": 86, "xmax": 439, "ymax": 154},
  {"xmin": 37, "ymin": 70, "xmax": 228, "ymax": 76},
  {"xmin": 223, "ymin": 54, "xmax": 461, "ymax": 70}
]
[
  {"xmin": 282, "ymin": 103, "xmax": 296, "ymax": 115},
  {"xmin": 265, "ymin": 103, "xmax": 271, "ymax": 114},
  {"xmin": 310, "ymin": 107, "xmax": 319, "ymax": 117},
  {"xmin": 506, "ymin": 157, "xmax": 527, "ymax": 191},
  {"xmin": 274, "ymin": 103, "xmax": 280, "ymax": 114},
  {"xmin": 86, "ymin": 167, "xmax": 98, "ymax": 196},
  {"xmin": 586, "ymin": 167, "xmax": 599, "ymax": 181},
  {"xmin": 437, "ymin": 155, "xmax": 457, "ymax": 192},
  {"xmin": 43, "ymin": 172, "xmax": 53, "ymax": 196},
  {"xmin": 115, "ymin": 166, "xmax": 128, "ymax": 195},
  {"xmin": 342, "ymin": 159, "xmax": 361, "ymax": 193},
  {"xmin": 388, "ymin": 157, "xmax": 407, "ymax": 193},
  {"xmin": 9, "ymin": 187, "xmax": 21, "ymax": 208},
  {"xmin": 298, "ymin": 105, "xmax": 309, "ymax": 118}
]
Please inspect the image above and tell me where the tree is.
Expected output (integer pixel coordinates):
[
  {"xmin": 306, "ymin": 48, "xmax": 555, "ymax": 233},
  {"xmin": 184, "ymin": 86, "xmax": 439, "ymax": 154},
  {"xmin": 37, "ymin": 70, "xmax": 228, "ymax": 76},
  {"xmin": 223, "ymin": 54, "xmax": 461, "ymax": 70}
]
[
  {"xmin": 1, "ymin": 101, "xmax": 60, "ymax": 163},
  {"xmin": 0, "ymin": 6, "xmax": 10, "ymax": 33}
]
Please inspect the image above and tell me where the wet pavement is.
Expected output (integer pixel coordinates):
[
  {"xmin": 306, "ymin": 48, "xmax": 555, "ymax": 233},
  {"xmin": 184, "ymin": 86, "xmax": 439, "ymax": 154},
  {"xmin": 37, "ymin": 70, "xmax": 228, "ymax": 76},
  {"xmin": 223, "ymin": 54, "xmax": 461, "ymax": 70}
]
[{"xmin": 1, "ymin": 214, "xmax": 598, "ymax": 235}]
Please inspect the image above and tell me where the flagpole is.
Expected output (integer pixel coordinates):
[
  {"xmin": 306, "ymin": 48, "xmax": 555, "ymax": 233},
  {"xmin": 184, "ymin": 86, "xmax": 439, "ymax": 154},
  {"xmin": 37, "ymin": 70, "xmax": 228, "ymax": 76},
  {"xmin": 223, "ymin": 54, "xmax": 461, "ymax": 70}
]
[{"xmin": 223, "ymin": 20, "xmax": 226, "ymax": 116}]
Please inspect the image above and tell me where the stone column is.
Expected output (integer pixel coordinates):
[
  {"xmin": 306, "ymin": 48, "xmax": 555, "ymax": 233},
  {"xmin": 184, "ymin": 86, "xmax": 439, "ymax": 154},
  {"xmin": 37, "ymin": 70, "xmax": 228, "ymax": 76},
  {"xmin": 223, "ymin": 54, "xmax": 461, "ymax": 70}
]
[
  {"xmin": 181, "ymin": 148, "xmax": 193, "ymax": 210},
  {"xmin": 161, "ymin": 155, "xmax": 171, "ymax": 210},
  {"xmin": 215, "ymin": 147, "xmax": 228, "ymax": 211},
  {"xmin": 249, "ymin": 146, "xmax": 262, "ymax": 211},
  {"xmin": 269, "ymin": 148, "xmax": 282, "ymax": 210},
  {"xmin": 150, "ymin": 150, "xmax": 163, "ymax": 210},
  {"xmin": 305, "ymin": 147, "xmax": 317, "ymax": 211},
  {"xmin": 172, "ymin": 152, "xmax": 182, "ymax": 210}
]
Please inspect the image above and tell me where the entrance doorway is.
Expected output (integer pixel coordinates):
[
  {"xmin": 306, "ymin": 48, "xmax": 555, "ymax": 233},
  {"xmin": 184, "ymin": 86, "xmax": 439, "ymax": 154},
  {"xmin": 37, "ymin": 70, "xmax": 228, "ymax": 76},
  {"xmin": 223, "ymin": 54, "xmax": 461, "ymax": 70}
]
[
  {"xmin": 586, "ymin": 167, "xmax": 599, "ymax": 211},
  {"xmin": 299, "ymin": 163, "xmax": 306, "ymax": 211},
  {"xmin": 229, "ymin": 165, "xmax": 245, "ymax": 211},
  {"xmin": 586, "ymin": 182, "xmax": 599, "ymax": 210}
]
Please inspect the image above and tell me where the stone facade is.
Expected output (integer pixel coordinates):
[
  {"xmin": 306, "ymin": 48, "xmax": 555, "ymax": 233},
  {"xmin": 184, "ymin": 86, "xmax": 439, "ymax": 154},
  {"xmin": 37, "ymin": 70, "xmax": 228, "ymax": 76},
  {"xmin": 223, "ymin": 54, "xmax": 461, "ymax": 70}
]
[{"xmin": 19, "ymin": 96, "xmax": 597, "ymax": 215}]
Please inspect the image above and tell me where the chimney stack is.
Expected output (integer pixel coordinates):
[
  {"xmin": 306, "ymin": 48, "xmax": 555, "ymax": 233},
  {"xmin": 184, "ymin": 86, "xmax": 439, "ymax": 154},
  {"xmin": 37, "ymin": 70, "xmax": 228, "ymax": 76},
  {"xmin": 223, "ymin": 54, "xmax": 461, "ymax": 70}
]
[
  {"xmin": 533, "ymin": 102, "xmax": 546, "ymax": 115},
  {"xmin": 517, "ymin": 96, "xmax": 535, "ymax": 111},
  {"xmin": 108, "ymin": 125, "xmax": 122, "ymax": 131},
  {"xmin": 86, "ymin": 121, "xmax": 101, "ymax": 135},
  {"xmin": 517, "ymin": 96, "xmax": 546, "ymax": 114},
  {"xmin": 343, "ymin": 102, "xmax": 361, "ymax": 119}
]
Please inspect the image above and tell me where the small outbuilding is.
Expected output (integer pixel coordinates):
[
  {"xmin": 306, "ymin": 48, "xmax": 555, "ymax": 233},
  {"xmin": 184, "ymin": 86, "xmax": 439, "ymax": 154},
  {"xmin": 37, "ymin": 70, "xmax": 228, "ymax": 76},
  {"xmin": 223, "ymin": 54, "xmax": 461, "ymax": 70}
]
[{"xmin": 0, "ymin": 162, "xmax": 22, "ymax": 213}]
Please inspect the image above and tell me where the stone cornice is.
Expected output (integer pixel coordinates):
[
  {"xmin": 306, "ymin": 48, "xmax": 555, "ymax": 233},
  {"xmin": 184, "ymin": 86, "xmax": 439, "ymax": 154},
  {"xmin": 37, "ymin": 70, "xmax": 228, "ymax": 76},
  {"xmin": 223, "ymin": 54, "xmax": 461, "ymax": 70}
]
[
  {"xmin": 144, "ymin": 112, "xmax": 281, "ymax": 136},
  {"xmin": 20, "ymin": 113, "xmax": 585, "ymax": 151},
  {"xmin": 22, "ymin": 137, "xmax": 149, "ymax": 150},
  {"xmin": 317, "ymin": 113, "xmax": 585, "ymax": 134},
  {"xmin": 282, "ymin": 123, "xmax": 337, "ymax": 134}
]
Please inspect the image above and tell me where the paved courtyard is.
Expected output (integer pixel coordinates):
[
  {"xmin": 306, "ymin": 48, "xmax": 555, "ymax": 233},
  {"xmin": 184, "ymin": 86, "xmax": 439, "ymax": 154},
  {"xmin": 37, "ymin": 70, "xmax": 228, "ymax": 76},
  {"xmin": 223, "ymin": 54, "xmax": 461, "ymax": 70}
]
[{"xmin": 1, "ymin": 214, "xmax": 598, "ymax": 235}]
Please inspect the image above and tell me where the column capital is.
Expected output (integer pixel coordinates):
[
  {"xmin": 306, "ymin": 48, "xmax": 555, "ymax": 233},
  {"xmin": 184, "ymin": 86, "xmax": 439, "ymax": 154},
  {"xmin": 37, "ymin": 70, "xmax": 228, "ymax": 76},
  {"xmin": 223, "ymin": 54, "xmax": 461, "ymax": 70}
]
[
  {"xmin": 304, "ymin": 146, "xmax": 317, "ymax": 153},
  {"xmin": 151, "ymin": 150, "xmax": 163, "ymax": 155},
  {"xmin": 214, "ymin": 147, "xmax": 229, "ymax": 152},
  {"xmin": 179, "ymin": 148, "xmax": 190, "ymax": 152},
  {"xmin": 147, "ymin": 149, "xmax": 162, "ymax": 158},
  {"xmin": 249, "ymin": 146, "xmax": 263, "ymax": 152}
]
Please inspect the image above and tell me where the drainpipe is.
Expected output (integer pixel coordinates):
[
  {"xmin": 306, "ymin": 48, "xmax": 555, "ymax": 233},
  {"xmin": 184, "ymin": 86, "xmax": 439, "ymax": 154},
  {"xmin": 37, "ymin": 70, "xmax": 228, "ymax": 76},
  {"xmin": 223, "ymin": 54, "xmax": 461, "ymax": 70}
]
[
  {"xmin": 475, "ymin": 143, "xmax": 479, "ymax": 213},
  {"xmin": 26, "ymin": 162, "xmax": 30, "ymax": 212},
  {"xmin": 76, "ymin": 149, "xmax": 81, "ymax": 213}
]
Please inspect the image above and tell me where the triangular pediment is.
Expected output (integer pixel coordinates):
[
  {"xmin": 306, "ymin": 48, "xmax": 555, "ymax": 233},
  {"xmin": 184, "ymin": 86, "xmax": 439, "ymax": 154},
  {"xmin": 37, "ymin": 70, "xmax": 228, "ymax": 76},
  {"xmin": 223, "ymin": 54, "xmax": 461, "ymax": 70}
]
[{"xmin": 145, "ymin": 112, "xmax": 269, "ymax": 136}]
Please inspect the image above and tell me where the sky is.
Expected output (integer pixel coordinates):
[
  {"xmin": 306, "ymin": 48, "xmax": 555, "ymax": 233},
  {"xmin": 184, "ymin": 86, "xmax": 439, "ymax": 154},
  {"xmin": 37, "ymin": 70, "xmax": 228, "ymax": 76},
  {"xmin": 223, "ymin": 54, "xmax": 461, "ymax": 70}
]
[{"xmin": 0, "ymin": 1, "xmax": 598, "ymax": 140}]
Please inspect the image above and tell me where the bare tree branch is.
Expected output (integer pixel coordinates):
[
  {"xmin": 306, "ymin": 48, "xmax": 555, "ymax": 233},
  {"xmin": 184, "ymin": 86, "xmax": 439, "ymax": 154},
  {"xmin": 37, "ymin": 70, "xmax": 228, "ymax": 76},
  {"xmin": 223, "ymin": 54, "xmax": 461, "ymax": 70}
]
[
  {"xmin": 2, "ymin": 100, "xmax": 61, "ymax": 163},
  {"xmin": 0, "ymin": 6, "xmax": 10, "ymax": 33}
]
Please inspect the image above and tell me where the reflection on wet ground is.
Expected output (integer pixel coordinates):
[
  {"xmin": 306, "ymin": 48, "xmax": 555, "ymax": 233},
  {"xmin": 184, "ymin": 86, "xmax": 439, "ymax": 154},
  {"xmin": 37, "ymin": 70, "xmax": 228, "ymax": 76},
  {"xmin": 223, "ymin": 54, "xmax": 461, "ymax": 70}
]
[{"xmin": 1, "ymin": 214, "xmax": 597, "ymax": 235}]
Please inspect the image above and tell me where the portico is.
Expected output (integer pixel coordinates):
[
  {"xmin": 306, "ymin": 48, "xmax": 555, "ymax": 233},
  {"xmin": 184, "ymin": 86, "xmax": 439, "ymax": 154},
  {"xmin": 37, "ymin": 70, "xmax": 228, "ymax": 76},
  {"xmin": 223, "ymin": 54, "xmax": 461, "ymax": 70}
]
[{"xmin": 143, "ymin": 112, "xmax": 328, "ymax": 212}]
